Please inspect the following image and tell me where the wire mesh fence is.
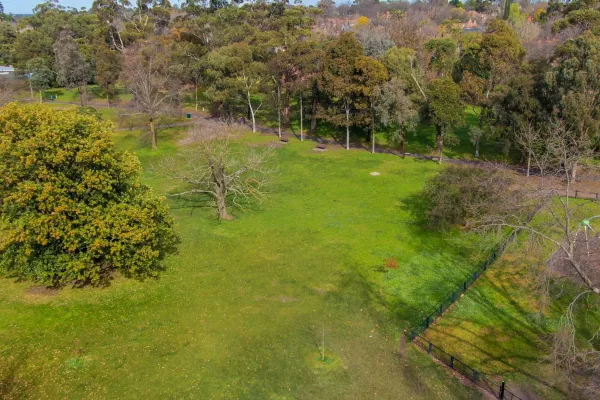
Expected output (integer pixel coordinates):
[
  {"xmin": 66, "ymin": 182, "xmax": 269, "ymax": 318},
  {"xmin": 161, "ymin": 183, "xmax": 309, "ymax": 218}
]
[
  {"xmin": 413, "ymin": 335, "xmax": 523, "ymax": 400},
  {"xmin": 409, "ymin": 230, "xmax": 520, "ymax": 341}
]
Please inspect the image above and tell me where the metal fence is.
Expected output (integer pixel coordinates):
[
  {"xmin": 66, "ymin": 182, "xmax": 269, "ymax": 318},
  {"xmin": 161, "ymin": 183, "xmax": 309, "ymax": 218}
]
[
  {"xmin": 409, "ymin": 230, "xmax": 520, "ymax": 341},
  {"xmin": 413, "ymin": 335, "xmax": 523, "ymax": 400}
]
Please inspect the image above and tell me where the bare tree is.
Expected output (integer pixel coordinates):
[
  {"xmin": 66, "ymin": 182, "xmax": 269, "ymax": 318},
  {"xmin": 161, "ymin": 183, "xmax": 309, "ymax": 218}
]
[
  {"xmin": 0, "ymin": 78, "xmax": 22, "ymax": 106},
  {"xmin": 121, "ymin": 40, "xmax": 181, "ymax": 150},
  {"xmin": 159, "ymin": 125, "xmax": 275, "ymax": 220}
]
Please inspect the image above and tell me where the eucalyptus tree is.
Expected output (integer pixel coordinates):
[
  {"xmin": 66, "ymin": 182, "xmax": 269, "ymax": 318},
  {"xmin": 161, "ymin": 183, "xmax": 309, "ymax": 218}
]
[
  {"xmin": 205, "ymin": 42, "xmax": 266, "ymax": 132},
  {"xmin": 320, "ymin": 33, "xmax": 364, "ymax": 150},
  {"xmin": 373, "ymin": 78, "xmax": 418, "ymax": 157},
  {"xmin": 53, "ymin": 30, "xmax": 91, "ymax": 106}
]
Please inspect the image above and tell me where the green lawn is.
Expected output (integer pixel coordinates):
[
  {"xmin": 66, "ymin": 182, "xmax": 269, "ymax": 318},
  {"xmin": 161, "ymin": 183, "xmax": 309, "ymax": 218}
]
[
  {"xmin": 1, "ymin": 116, "xmax": 494, "ymax": 399},
  {"xmin": 423, "ymin": 206, "xmax": 600, "ymax": 400}
]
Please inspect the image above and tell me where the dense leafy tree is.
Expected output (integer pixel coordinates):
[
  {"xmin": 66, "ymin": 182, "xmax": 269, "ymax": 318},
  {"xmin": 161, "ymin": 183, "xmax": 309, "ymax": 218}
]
[
  {"xmin": 425, "ymin": 78, "xmax": 464, "ymax": 164},
  {"xmin": 373, "ymin": 78, "xmax": 417, "ymax": 157},
  {"xmin": 425, "ymin": 38, "xmax": 458, "ymax": 78},
  {"xmin": 0, "ymin": 104, "xmax": 177, "ymax": 287},
  {"xmin": 95, "ymin": 42, "xmax": 122, "ymax": 106},
  {"xmin": 354, "ymin": 55, "xmax": 388, "ymax": 153},
  {"xmin": 320, "ymin": 33, "xmax": 365, "ymax": 150},
  {"xmin": 53, "ymin": 30, "xmax": 91, "ymax": 106},
  {"xmin": 0, "ymin": 20, "xmax": 15, "ymax": 65},
  {"xmin": 26, "ymin": 57, "xmax": 54, "ymax": 102},
  {"xmin": 205, "ymin": 42, "xmax": 266, "ymax": 131}
]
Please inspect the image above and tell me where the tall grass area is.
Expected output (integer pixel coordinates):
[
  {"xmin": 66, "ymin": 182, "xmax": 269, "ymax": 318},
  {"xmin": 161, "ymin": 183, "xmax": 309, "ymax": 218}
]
[
  {"xmin": 0, "ymin": 123, "xmax": 494, "ymax": 399},
  {"xmin": 423, "ymin": 208, "xmax": 600, "ymax": 400}
]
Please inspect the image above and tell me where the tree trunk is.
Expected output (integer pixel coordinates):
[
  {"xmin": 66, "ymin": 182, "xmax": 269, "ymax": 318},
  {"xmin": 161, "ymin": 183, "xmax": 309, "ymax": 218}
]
[
  {"xmin": 299, "ymin": 93, "xmax": 303, "ymax": 141},
  {"xmin": 475, "ymin": 136, "xmax": 480, "ymax": 158},
  {"xmin": 436, "ymin": 125, "xmax": 444, "ymax": 164},
  {"xmin": 277, "ymin": 85, "xmax": 281, "ymax": 138},
  {"xmin": 372, "ymin": 130, "xmax": 375, "ymax": 154},
  {"xmin": 526, "ymin": 150, "xmax": 531, "ymax": 177},
  {"xmin": 80, "ymin": 85, "xmax": 88, "ymax": 107},
  {"xmin": 29, "ymin": 79, "xmax": 33, "ymax": 99},
  {"xmin": 371, "ymin": 101, "xmax": 376, "ymax": 154},
  {"xmin": 216, "ymin": 194, "xmax": 231, "ymax": 220},
  {"xmin": 150, "ymin": 118, "xmax": 157, "ymax": 150},
  {"xmin": 345, "ymin": 100, "xmax": 350, "ymax": 151},
  {"xmin": 401, "ymin": 131, "xmax": 406, "ymax": 158},
  {"xmin": 212, "ymin": 161, "xmax": 233, "ymax": 220},
  {"xmin": 39, "ymin": 90, "xmax": 42, "ymax": 104},
  {"xmin": 310, "ymin": 84, "xmax": 318, "ymax": 133},
  {"xmin": 247, "ymin": 91, "xmax": 256, "ymax": 133},
  {"xmin": 195, "ymin": 82, "xmax": 198, "ymax": 112},
  {"xmin": 282, "ymin": 95, "xmax": 290, "ymax": 129},
  {"xmin": 571, "ymin": 161, "xmax": 578, "ymax": 181}
]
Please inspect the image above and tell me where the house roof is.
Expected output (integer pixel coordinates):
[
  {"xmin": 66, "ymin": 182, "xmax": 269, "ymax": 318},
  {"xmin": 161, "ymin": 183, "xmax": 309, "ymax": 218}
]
[{"xmin": 0, "ymin": 66, "xmax": 15, "ymax": 72}]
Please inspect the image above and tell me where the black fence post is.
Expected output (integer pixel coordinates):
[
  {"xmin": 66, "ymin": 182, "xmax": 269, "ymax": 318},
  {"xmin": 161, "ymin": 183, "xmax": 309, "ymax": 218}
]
[
  {"xmin": 439, "ymin": 304, "xmax": 443, "ymax": 315},
  {"xmin": 463, "ymin": 281, "xmax": 467, "ymax": 292},
  {"xmin": 450, "ymin": 356, "xmax": 454, "ymax": 369},
  {"xmin": 500, "ymin": 381, "xmax": 505, "ymax": 399},
  {"xmin": 473, "ymin": 370, "xmax": 478, "ymax": 383},
  {"xmin": 425, "ymin": 316, "xmax": 430, "ymax": 328},
  {"xmin": 428, "ymin": 342, "xmax": 432, "ymax": 354}
]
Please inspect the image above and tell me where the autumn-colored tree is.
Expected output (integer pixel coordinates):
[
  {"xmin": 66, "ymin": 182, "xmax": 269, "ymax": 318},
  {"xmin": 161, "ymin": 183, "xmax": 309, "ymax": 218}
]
[{"xmin": 0, "ymin": 104, "xmax": 177, "ymax": 287}]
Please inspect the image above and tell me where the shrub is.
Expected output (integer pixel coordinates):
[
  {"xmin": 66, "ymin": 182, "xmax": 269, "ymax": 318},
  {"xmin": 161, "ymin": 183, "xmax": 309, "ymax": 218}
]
[
  {"xmin": 0, "ymin": 104, "xmax": 178, "ymax": 286},
  {"xmin": 418, "ymin": 165, "xmax": 516, "ymax": 229}
]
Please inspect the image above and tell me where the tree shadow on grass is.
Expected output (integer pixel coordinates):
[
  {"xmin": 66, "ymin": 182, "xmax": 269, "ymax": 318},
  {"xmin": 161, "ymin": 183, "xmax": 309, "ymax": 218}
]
[
  {"xmin": 0, "ymin": 352, "xmax": 30, "ymax": 399},
  {"xmin": 426, "ymin": 276, "xmax": 567, "ymax": 396}
]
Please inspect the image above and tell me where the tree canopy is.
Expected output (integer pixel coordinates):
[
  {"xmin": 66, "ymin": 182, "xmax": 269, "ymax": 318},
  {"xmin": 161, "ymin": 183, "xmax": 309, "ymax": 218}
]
[{"xmin": 0, "ymin": 104, "xmax": 177, "ymax": 286}]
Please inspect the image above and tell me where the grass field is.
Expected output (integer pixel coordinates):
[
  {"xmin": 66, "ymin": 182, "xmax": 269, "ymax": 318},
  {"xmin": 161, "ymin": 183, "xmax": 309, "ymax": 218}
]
[{"xmin": 0, "ymin": 123, "xmax": 493, "ymax": 399}]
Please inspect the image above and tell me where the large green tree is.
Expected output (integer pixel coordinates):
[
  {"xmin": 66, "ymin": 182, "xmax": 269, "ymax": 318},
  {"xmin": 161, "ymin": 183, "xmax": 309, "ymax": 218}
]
[
  {"xmin": 53, "ymin": 30, "xmax": 91, "ymax": 106},
  {"xmin": 0, "ymin": 104, "xmax": 177, "ymax": 287},
  {"xmin": 320, "ymin": 33, "xmax": 365, "ymax": 150},
  {"xmin": 26, "ymin": 57, "xmax": 54, "ymax": 102},
  {"xmin": 425, "ymin": 78, "xmax": 464, "ymax": 164}
]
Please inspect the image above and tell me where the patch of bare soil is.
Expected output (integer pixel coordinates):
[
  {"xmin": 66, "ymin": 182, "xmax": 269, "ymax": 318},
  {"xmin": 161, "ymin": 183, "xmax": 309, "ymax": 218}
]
[
  {"xmin": 25, "ymin": 286, "xmax": 59, "ymax": 297},
  {"xmin": 548, "ymin": 234, "xmax": 600, "ymax": 286}
]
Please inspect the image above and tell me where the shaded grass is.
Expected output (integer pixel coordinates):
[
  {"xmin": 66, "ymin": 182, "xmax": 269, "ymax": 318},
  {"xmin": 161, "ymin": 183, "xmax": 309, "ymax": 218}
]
[
  {"xmin": 0, "ymin": 120, "xmax": 494, "ymax": 399},
  {"xmin": 423, "ymin": 206, "xmax": 600, "ymax": 400}
]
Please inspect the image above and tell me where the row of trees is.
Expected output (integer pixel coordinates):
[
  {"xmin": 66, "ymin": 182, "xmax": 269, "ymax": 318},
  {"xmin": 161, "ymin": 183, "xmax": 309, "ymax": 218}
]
[{"xmin": 1, "ymin": 1, "xmax": 598, "ymax": 163}]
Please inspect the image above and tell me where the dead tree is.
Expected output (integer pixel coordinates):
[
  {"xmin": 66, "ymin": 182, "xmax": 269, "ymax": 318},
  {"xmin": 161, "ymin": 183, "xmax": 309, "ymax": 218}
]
[
  {"xmin": 159, "ymin": 125, "xmax": 275, "ymax": 220},
  {"xmin": 120, "ymin": 40, "xmax": 181, "ymax": 150}
]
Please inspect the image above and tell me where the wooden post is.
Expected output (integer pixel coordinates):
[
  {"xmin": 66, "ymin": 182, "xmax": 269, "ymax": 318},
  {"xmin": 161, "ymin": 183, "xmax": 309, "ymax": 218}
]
[
  {"xmin": 500, "ymin": 381, "xmax": 505, "ymax": 399},
  {"xmin": 428, "ymin": 342, "xmax": 432, "ymax": 354},
  {"xmin": 450, "ymin": 356, "xmax": 454, "ymax": 369}
]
